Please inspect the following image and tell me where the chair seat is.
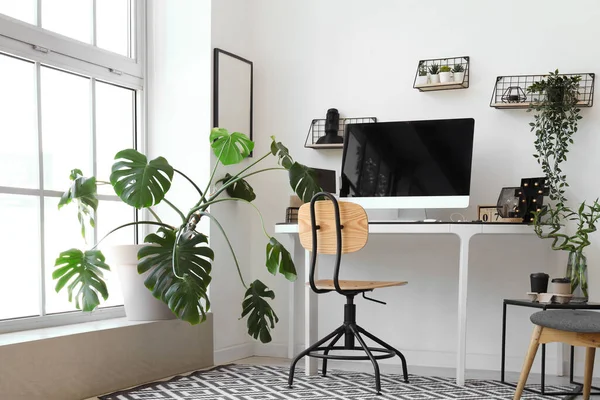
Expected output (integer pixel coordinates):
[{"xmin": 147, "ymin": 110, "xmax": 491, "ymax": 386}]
[
  {"xmin": 531, "ymin": 310, "xmax": 600, "ymax": 333},
  {"xmin": 308, "ymin": 280, "xmax": 407, "ymax": 291}
]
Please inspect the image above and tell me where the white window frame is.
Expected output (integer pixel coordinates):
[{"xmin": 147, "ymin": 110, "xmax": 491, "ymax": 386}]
[{"xmin": 0, "ymin": 0, "xmax": 147, "ymax": 334}]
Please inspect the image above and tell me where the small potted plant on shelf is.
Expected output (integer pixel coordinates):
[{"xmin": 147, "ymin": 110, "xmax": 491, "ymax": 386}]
[
  {"xmin": 528, "ymin": 70, "xmax": 599, "ymax": 303},
  {"xmin": 453, "ymin": 64, "xmax": 465, "ymax": 83},
  {"xmin": 416, "ymin": 63, "xmax": 428, "ymax": 86},
  {"xmin": 54, "ymin": 129, "xmax": 321, "ymax": 343},
  {"xmin": 439, "ymin": 65, "xmax": 452, "ymax": 83},
  {"xmin": 428, "ymin": 63, "xmax": 440, "ymax": 84}
]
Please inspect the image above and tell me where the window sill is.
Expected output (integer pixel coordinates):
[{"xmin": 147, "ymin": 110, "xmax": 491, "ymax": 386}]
[
  {"xmin": 0, "ymin": 306, "xmax": 126, "ymax": 337},
  {"xmin": 0, "ymin": 315, "xmax": 153, "ymax": 347}
]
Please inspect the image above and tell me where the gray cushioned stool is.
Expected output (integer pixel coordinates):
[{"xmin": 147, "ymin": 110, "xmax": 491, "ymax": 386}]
[{"xmin": 514, "ymin": 310, "xmax": 600, "ymax": 400}]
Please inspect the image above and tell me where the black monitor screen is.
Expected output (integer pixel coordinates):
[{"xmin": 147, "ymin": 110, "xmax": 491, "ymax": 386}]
[{"xmin": 340, "ymin": 118, "xmax": 474, "ymax": 198}]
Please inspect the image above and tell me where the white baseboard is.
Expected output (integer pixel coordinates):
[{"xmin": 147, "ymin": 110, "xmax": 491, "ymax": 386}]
[
  {"xmin": 254, "ymin": 342, "xmax": 289, "ymax": 358},
  {"xmin": 253, "ymin": 343, "xmax": 560, "ymax": 375},
  {"xmin": 214, "ymin": 342, "xmax": 254, "ymax": 365}
]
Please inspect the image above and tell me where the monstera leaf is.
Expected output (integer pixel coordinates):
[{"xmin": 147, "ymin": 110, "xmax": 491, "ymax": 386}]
[
  {"xmin": 216, "ymin": 173, "xmax": 256, "ymax": 202},
  {"xmin": 266, "ymin": 237, "xmax": 296, "ymax": 281},
  {"xmin": 58, "ymin": 169, "xmax": 98, "ymax": 239},
  {"xmin": 210, "ymin": 128, "xmax": 254, "ymax": 165},
  {"xmin": 53, "ymin": 249, "xmax": 109, "ymax": 311},
  {"xmin": 289, "ymin": 162, "xmax": 322, "ymax": 203},
  {"xmin": 138, "ymin": 227, "xmax": 214, "ymax": 324},
  {"xmin": 270, "ymin": 136, "xmax": 293, "ymax": 170},
  {"xmin": 110, "ymin": 149, "xmax": 174, "ymax": 209},
  {"xmin": 242, "ymin": 279, "xmax": 279, "ymax": 343}
]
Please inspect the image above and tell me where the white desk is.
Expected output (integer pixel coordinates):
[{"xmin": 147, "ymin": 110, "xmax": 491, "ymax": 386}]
[{"xmin": 275, "ymin": 221, "xmax": 535, "ymax": 386}]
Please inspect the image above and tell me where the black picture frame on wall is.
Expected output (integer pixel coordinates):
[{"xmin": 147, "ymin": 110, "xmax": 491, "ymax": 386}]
[{"xmin": 213, "ymin": 48, "xmax": 254, "ymax": 147}]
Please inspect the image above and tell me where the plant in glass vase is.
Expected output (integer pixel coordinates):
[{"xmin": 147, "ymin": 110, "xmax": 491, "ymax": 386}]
[
  {"xmin": 528, "ymin": 70, "xmax": 600, "ymax": 302},
  {"xmin": 54, "ymin": 129, "xmax": 321, "ymax": 342}
]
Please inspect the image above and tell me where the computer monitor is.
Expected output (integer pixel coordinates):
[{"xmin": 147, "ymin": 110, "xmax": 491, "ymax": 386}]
[{"xmin": 340, "ymin": 118, "xmax": 475, "ymax": 209}]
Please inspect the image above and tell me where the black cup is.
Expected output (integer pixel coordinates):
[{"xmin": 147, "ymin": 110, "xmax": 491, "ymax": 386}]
[{"xmin": 530, "ymin": 273, "xmax": 549, "ymax": 293}]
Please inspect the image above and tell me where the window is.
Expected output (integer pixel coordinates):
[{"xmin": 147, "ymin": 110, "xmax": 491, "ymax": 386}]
[
  {"xmin": 0, "ymin": 1, "xmax": 143, "ymax": 329},
  {"xmin": 0, "ymin": 0, "xmax": 135, "ymax": 57}
]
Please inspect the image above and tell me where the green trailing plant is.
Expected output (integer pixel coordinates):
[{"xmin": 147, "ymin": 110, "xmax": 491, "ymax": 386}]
[
  {"xmin": 428, "ymin": 63, "xmax": 439, "ymax": 75},
  {"xmin": 528, "ymin": 70, "xmax": 598, "ymax": 298},
  {"xmin": 452, "ymin": 64, "xmax": 464, "ymax": 73},
  {"xmin": 439, "ymin": 65, "xmax": 451, "ymax": 73},
  {"xmin": 54, "ymin": 129, "xmax": 322, "ymax": 343}
]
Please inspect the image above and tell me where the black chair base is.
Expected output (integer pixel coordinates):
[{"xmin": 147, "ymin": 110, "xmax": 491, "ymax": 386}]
[{"xmin": 288, "ymin": 302, "xmax": 409, "ymax": 395}]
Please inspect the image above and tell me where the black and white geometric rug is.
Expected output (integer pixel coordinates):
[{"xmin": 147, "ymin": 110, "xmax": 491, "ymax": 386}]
[{"xmin": 99, "ymin": 364, "xmax": 567, "ymax": 399}]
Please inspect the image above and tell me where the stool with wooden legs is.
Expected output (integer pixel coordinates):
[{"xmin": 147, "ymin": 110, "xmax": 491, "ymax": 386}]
[
  {"xmin": 514, "ymin": 310, "xmax": 600, "ymax": 400},
  {"xmin": 287, "ymin": 192, "xmax": 409, "ymax": 395}
]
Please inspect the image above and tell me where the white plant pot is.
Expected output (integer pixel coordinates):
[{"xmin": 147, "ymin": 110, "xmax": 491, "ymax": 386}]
[
  {"xmin": 439, "ymin": 71, "xmax": 452, "ymax": 83},
  {"xmin": 104, "ymin": 244, "xmax": 176, "ymax": 321},
  {"xmin": 416, "ymin": 75, "xmax": 428, "ymax": 86},
  {"xmin": 454, "ymin": 71, "xmax": 465, "ymax": 83},
  {"xmin": 429, "ymin": 74, "xmax": 440, "ymax": 84}
]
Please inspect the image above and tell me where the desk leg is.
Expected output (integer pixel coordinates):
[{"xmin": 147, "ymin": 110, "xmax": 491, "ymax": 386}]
[
  {"xmin": 456, "ymin": 234, "xmax": 471, "ymax": 386},
  {"xmin": 305, "ymin": 249, "xmax": 318, "ymax": 375},
  {"xmin": 501, "ymin": 301, "xmax": 507, "ymax": 382},
  {"xmin": 288, "ymin": 236, "xmax": 297, "ymax": 360}
]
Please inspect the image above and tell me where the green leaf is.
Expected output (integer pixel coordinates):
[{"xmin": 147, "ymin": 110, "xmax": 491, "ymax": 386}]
[
  {"xmin": 210, "ymin": 128, "xmax": 254, "ymax": 165},
  {"xmin": 216, "ymin": 173, "xmax": 256, "ymax": 202},
  {"xmin": 110, "ymin": 149, "xmax": 174, "ymax": 209},
  {"xmin": 138, "ymin": 227, "xmax": 214, "ymax": 324},
  {"xmin": 241, "ymin": 279, "xmax": 279, "ymax": 343},
  {"xmin": 58, "ymin": 169, "xmax": 98, "ymax": 239},
  {"xmin": 53, "ymin": 249, "xmax": 109, "ymax": 311},
  {"xmin": 270, "ymin": 136, "xmax": 293, "ymax": 170},
  {"xmin": 265, "ymin": 237, "xmax": 297, "ymax": 281},
  {"xmin": 289, "ymin": 162, "xmax": 322, "ymax": 203}
]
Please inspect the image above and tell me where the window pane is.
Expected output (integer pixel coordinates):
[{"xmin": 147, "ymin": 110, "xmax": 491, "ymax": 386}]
[
  {"xmin": 96, "ymin": 200, "xmax": 135, "ymax": 307},
  {"xmin": 96, "ymin": 0, "xmax": 130, "ymax": 57},
  {"xmin": 0, "ymin": 54, "xmax": 38, "ymax": 189},
  {"xmin": 0, "ymin": 0, "xmax": 36, "ymax": 24},
  {"xmin": 0, "ymin": 194, "xmax": 40, "ymax": 320},
  {"xmin": 42, "ymin": 0, "xmax": 92, "ymax": 44},
  {"xmin": 41, "ymin": 67, "xmax": 92, "ymax": 191},
  {"xmin": 44, "ymin": 196, "xmax": 85, "ymax": 314},
  {"xmin": 96, "ymin": 81, "xmax": 134, "ymax": 195}
]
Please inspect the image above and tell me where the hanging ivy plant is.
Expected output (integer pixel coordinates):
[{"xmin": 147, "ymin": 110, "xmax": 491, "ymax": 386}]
[{"xmin": 528, "ymin": 70, "xmax": 600, "ymax": 298}]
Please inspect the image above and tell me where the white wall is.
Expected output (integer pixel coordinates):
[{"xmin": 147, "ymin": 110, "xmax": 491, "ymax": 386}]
[
  {"xmin": 146, "ymin": 0, "xmax": 216, "ymax": 358},
  {"xmin": 146, "ymin": 0, "xmax": 212, "ymax": 220},
  {"xmin": 210, "ymin": 0, "xmax": 257, "ymax": 363},
  {"xmin": 242, "ymin": 0, "xmax": 600, "ymax": 375}
]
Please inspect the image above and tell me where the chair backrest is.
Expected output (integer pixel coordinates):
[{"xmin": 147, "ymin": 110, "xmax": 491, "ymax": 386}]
[{"xmin": 298, "ymin": 199, "xmax": 368, "ymax": 254}]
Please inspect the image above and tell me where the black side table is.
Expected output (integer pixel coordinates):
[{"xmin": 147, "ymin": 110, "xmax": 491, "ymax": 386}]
[{"xmin": 501, "ymin": 299, "xmax": 600, "ymax": 396}]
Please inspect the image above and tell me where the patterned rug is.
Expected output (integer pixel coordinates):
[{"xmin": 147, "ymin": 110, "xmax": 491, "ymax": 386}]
[{"xmin": 99, "ymin": 364, "xmax": 569, "ymax": 399}]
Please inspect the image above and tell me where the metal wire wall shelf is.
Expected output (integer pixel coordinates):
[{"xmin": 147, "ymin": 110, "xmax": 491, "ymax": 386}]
[
  {"xmin": 490, "ymin": 73, "xmax": 595, "ymax": 109},
  {"xmin": 304, "ymin": 116, "xmax": 377, "ymax": 149},
  {"xmin": 413, "ymin": 56, "xmax": 470, "ymax": 92}
]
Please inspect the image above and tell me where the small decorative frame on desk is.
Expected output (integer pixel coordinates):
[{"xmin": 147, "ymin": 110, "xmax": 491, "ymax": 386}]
[{"xmin": 478, "ymin": 205, "xmax": 523, "ymax": 223}]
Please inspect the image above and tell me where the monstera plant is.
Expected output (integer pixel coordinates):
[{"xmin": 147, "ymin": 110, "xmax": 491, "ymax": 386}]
[{"xmin": 54, "ymin": 129, "xmax": 320, "ymax": 343}]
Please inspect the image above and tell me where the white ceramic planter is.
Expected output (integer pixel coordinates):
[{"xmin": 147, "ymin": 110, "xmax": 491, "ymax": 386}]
[
  {"xmin": 439, "ymin": 71, "xmax": 452, "ymax": 83},
  {"xmin": 104, "ymin": 244, "xmax": 176, "ymax": 321},
  {"xmin": 416, "ymin": 75, "xmax": 428, "ymax": 86},
  {"xmin": 454, "ymin": 71, "xmax": 465, "ymax": 83},
  {"xmin": 429, "ymin": 74, "xmax": 440, "ymax": 84}
]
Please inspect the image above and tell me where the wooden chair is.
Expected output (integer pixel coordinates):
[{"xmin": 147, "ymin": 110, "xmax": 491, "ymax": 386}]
[
  {"xmin": 287, "ymin": 192, "xmax": 409, "ymax": 394},
  {"xmin": 514, "ymin": 310, "xmax": 600, "ymax": 400}
]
